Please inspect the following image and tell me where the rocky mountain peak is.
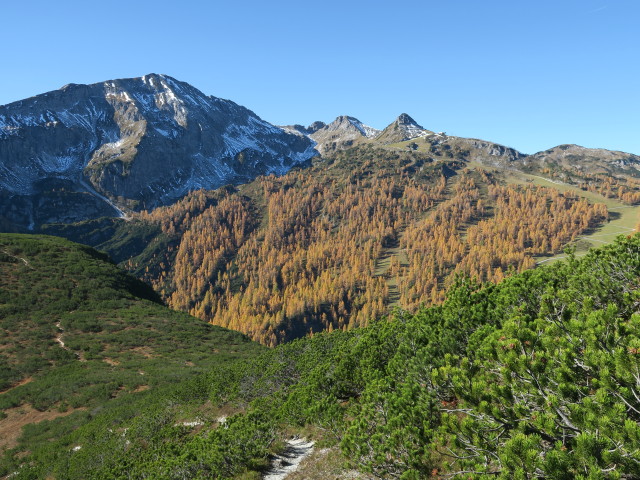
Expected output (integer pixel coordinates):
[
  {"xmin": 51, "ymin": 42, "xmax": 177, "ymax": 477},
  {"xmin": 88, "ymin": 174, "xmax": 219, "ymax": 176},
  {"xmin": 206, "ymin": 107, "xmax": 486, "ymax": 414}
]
[
  {"xmin": 0, "ymin": 74, "xmax": 317, "ymax": 230},
  {"xmin": 527, "ymin": 143, "xmax": 640, "ymax": 175},
  {"xmin": 323, "ymin": 116, "xmax": 380, "ymax": 138},
  {"xmin": 307, "ymin": 121, "xmax": 326, "ymax": 133},
  {"xmin": 376, "ymin": 113, "xmax": 432, "ymax": 144},
  {"xmin": 277, "ymin": 121, "xmax": 326, "ymax": 137},
  {"xmin": 305, "ymin": 115, "xmax": 380, "ymax": 155},
  {"xmin": 395, "ymin": 113, "xmax": 421, "ymax": 127}
]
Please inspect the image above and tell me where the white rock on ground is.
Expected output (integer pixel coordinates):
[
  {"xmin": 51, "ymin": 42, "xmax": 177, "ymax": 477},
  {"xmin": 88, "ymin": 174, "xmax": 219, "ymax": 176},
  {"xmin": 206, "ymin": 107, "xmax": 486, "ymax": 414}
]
[{"xmin": 263, "ymin": 438, "xmax": 315, "ymax": 480}]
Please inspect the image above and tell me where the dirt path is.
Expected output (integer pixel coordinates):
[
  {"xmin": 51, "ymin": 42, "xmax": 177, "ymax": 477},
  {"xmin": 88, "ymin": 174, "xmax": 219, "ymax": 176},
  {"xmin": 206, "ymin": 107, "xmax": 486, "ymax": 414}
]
[
  {"xmin": 55, "ymin": 321, "xmax": 68, "ymax": 350},
  {"xmin": 263, "ymin": 438, "xmax": 315, "ymax": 480},
  {"xmin": 0, "ymin": 377, "xmax": 33, "ymax": 395},
  {"xmin": 1, "ymin": 249, "xmax": 32, "ymax": 268}
]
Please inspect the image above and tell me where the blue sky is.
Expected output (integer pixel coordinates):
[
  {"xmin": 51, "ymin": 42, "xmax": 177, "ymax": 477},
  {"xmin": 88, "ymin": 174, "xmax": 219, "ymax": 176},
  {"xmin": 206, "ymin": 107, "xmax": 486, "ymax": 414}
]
[{"xmin": 2, "ymin": 0, "xmax": 638, "ymax": 154}]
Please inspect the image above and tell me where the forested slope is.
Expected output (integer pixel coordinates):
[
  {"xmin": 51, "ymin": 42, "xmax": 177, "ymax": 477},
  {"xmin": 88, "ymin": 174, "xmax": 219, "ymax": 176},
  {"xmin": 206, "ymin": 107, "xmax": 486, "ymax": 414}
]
[
  {"xmin": 6, "ymin": 234, "xmax": 640, "ymax": 479},
  {"xmin": 47, "ymin": 145, "xmax": 610, "ymax": 346}
]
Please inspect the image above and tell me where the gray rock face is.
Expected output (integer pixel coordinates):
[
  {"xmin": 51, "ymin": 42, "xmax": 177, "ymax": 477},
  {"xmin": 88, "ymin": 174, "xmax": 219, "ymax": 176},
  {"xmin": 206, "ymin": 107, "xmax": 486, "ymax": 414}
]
[
  {"xmin": 307, "ymin": 116, "xmax": 380, "ymax": 154},
  {"xmin": 527, "ymin": 144, "xmax": 640, "ymax": 174},
  {"xmin": 451, "ymin": 137, "xmax": 526, "ymax": 166},
  {"xmin": 0, "ymin": 74, "xmax": 316, "ymax": 228},
  {"xmin": 280, "ymin": 121, "xmax": 326, "ymax": 136},
  {"xmin": 307, "ymin": 121, "xmax": 327, "ymax": 133}
]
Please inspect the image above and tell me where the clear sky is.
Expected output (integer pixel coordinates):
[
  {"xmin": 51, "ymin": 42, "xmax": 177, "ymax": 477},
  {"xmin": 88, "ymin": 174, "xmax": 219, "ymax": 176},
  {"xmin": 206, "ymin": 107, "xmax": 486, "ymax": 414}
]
[{"xmin": 2, "ymin": 0, "xmax": 639, "ymax": 154}]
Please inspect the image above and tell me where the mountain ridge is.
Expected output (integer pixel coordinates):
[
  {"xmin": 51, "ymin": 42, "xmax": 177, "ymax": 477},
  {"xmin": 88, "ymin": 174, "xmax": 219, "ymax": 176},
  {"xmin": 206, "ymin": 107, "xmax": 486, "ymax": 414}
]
[
  {"xmin": 0, "ymin": 73, "xmax": 316, "ymax": 229},
  {"xmin": 3, "ymin": 73, "xmax": 640, "ymax": 238}
]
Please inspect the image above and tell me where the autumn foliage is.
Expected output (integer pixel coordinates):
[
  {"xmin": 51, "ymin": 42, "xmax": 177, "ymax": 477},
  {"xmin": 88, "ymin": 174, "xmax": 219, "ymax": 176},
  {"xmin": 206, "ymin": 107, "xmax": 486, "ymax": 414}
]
[{"xmin": 130, "ymin": 147, "xmax": 607, "ymax": 345}]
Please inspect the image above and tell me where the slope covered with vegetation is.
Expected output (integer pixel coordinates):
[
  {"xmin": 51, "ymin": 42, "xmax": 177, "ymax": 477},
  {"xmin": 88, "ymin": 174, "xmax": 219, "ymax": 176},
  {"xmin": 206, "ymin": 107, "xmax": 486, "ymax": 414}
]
[
  {"xmin": 5, "ymin": 234, "xmax": 640, "ymax": 479},
  {"xmin": 46, "ymin": 145, "xmax": 611, "ymax": 346},
  {"xmin": 0, "ymin": 234, "xmax": 263, "ymax": 473}
]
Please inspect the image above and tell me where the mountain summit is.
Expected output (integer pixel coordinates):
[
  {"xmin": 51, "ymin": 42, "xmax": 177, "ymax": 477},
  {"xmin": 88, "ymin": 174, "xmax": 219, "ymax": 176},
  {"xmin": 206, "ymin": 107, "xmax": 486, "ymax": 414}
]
[
  {"xmin": 306, "ymin": 115, "xmax": 380, "ymax": 154},
  {"xmin": 0, "ymin": 74, "xmax": 316, "ymax": 228},
  {"xmin": 281, "ymin": 115, "xmax": 381, "ymax": 155},
  {"xmin": 376, "ymin": 113, "xmax": 433, "ymax": 144}
]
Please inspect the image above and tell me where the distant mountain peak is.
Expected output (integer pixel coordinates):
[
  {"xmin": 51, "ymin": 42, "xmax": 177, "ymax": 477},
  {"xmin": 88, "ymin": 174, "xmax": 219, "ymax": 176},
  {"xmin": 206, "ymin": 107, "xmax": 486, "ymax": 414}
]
[
  {"xmin": 325, "ymin": 115, "xmax": 380, "ymax": 139},
  {"xmin": 377, "ymin": 113, "xmax": 432, "ymax": 143},
  {"xmin": 278, "ymin": 120, "xmax": 326, "ymax": 137},
  {"xmin": 529, "ymin": 143, "xmax": 640, "ymax": 173},
  {"xmin": 0, "ymin": 74, "xmax": 317, "ymax": 230},
  {"xmin": 307, "ymin": 121, "xmax": 326, "ymax": 132},
  {"xmin": 301, "ymin": 115, "xmax": 380, "ymax": 155},
  {"xmin": 142, "ymin": 72, "xmax": 168, "ymax": 80},
  {"xmin": 395, "ymin": 113, "xmax": 421, "ymax": 127}
]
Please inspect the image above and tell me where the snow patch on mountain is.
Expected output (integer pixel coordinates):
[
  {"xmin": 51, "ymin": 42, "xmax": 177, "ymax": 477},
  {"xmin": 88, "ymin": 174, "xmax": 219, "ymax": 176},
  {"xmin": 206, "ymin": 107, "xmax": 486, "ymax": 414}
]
[
  {"xmin": 279, "ymin": 125, "xmax": 305, "ymax": 136},
  {"xmin": 0, "ymin": 163, "xmax": 32, "ymax": 193},
  {"xmin": 223, "ymin": 124, "xmax": 276, "ymax": 157},
  {"xmin": 153, "ymin": 127, "xmax": 178, "ymax": 138},
  {"xmin": 0, "ymin": 73, "xmax": 317, "ymax": 228},
  {"xmin": 37, "ymin": 153, "xmax": 77, "ymax": 174},
  {"xmin": 348, "ymin": 117, "xmax": 380, "ymax": 138},
  {"xmin": 156, "ymin": 78, "xmax": 188, "ymax": 128},
  {"xmin": 248, "ymin": 115, "xmax": 282, "ymax": 135},
  {"xmin": 288, "ymin": 140, "xmax": 318, "ymax": 162},
  {"xmin": 401, "ymin": 123, "xmax": 429, "ymax": 139}
]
